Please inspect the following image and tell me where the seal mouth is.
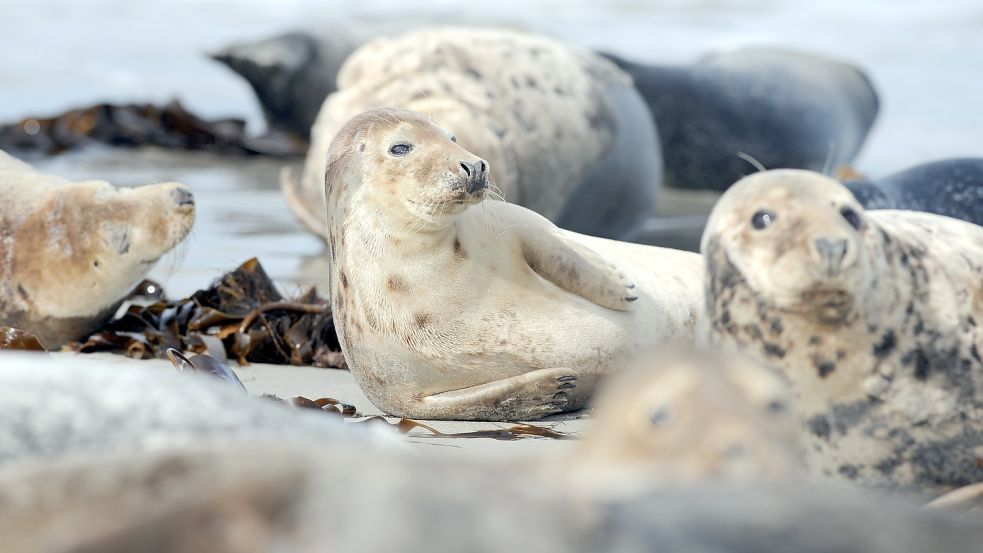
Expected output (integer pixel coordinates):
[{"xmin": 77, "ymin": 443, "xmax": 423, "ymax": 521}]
[{"xmin": 796, "ymin": 288, "xmax": 855, "ymax": 325}]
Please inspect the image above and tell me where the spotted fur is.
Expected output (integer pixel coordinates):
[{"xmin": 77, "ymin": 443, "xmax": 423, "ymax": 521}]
[
  {"xmin": 703, "ymin": 169, "xmax": 983, "ymax": 495},
  {"xmin": 324, "ymin": 108, "xmax": 702, "ymax": 421}
]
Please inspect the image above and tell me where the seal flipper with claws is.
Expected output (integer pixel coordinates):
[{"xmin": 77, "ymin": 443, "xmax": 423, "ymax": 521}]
[
  {"xmin": 324, "ymin": 108, "xmax": 703, "ymax": 421},
  {"xmin": 421, "ymin": 368, "xmax": 581, "ymax": 421}
]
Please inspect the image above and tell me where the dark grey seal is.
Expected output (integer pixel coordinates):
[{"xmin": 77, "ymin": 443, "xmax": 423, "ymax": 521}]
[
  {"xmin": 211, "ymin": 31, "xmax": 360, "ymax": 139},
  {"xmin": 603, "ymin": 47, "xmax": 880, "ymax": 191},
  {"xmin": 845, "ymin": 158, "xmax": 983, "ymax": 225}
]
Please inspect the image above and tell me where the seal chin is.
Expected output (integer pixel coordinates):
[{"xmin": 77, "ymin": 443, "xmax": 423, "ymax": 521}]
[{"xmin": 795, "ymin": 288, "xmax": 856, "ymax": 326}]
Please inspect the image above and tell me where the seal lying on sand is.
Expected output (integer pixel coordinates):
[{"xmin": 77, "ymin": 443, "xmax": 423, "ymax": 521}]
[
  {"xmin": 845, "ymin": 158, "xmax": 983, "ymax": 225},
  {"xmin": 568, "ymin": 349, "xmax": 800, "ymax": 493},
  {"xmin": 604, "ymin": 47, "xmax": 879, "ymax": 191},
  {"xmin": 3, "ymin": 352, "xmax": 983, "ymax": 553},
  {"xmin": 702, "ymin": 169, "xmax": 983, "ymax": 494},
  {"xmin": 325, "ymin": 108, "xmax": 701, "ymax": 421},
  {"xmin": 285, "ymin": 26, "xmax": 662, "ymax": 241},
  {"xmin": 0, "ymin": 150, "xmax": 195, "ymax": 347}
]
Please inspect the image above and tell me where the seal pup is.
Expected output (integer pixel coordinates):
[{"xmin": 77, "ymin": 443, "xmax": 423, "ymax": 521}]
[
  {"xmin": 568, "ymin": 349, "xmax": 800, "ymax": 495},
  {"xmin": 286, "ymin": 26, "xmax": 662, "ymax": 241},
  {"xmin": 604, "ymin": 47, "xmax": 879, "ymax": 191},
  {"xmin": 0, "ymin": 150, "xmax": 195, "ymax": 347},
  {"xmin": 845, "ymin": 158, "xmax": 983, "ymax": 226},
  {"xmin": 325, "ymin": 108, "xmax": 701, "ymax": 421},
  {"xmin": 702, "ymin": 169, "xmax": 983, "ymax": 494}
]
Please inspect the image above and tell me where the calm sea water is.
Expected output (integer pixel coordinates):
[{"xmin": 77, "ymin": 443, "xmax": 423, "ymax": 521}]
[{"xmin": 2, "ymin": 0, "xmax": 981, "ymax": 296}]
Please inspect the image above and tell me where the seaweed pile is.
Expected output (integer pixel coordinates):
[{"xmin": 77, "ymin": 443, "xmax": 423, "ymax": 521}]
[
  {"xmin": 0, "ymin": 100, "xmax": 304, "ymax": 157},
  {"xmin": 68, "ymin": 258, "xmax": 346, "ymax": 368}
]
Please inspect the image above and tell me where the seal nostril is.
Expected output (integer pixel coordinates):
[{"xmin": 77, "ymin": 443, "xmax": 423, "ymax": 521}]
[
  {"xmin": 460, "ymin": 161, "xmax": 472, "ymax": 177},
  {"xmin": 478, "ymin": 160, "xmax": 487, "ymax": 175},
  {"xmin": 170, "ymin": 188, "xmax": 195, "ymax": 207}
]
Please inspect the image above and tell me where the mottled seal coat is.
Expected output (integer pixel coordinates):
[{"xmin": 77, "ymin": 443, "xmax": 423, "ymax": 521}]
[
  {"xmin": 286, "ymin": 26, "xmax": 662, "ymax": 241},
  {"xmin": 325, "ymin": 108, "xmax": 701, "ymax": 421},
  {"xmin": 845, "ymin": 158, "xmax": 983, "ymax": 226},
  {"xmin": 0, "ymin": 150, "xmax": 195, "ymax": 347},
  {"xmin": 3, "ymin": 355, "xmax": 983, "ymax": 552},
  {"xmin": 569, "ymin": 349, "xmax": 800, "ymax": 493},
  {"xmin": 605, "ymin": 47, "xmax": 879, "ymax": 191},
  {"xmin": 702, "ymin": 169, "xmax": 983, "ymax": 494},
  {"xmin": 0, "ymin": 352, "xmax": 392, "ymax": 467}
]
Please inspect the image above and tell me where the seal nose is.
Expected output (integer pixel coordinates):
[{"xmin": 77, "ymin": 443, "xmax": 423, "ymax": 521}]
[
  {"xmin": 170, "ymin": 187, "xmax": 195, "ymax": 207},
  {"xmin": 814, "ymin": 238, "xmax": 849, "ymax": 276},
  {"xmin": 460, "ymin": 159, "xmax": 488, "ymax": 194}
]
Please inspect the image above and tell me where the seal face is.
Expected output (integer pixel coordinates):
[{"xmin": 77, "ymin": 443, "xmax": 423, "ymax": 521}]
[
  {"xmin": 0, "ymin": 150, "xmax": 195, "ymax": 347},
  {"xmin": 325, "ymin": 108, "xmax": 702, "ymax": 421},
  {"xmin": 702, "ymin": 169, "xmax": 983, "ymax": 494},
  {"xmin": 570, "ymin": 349, "xmax": 800, "ymax": 493},
  {"xmin": 285, "ymin": 26, "xmax": 661, "ymax": 242}
]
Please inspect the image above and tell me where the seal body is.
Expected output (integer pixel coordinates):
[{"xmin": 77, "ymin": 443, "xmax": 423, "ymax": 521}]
[
  {"xmin": 845, "ymin": 158, "xmax": 983, "ymax": 225},
  {"xmin": 286, "ymin": 26, "xmax": 662, "ymax": 241},
  {"xmin": 605, "ymin": 47, "xmax": 879, "ymax": 191},
  {"xmin": 0, "ymin": 150, "xmax": 195, "ymax": 347},
  {"xmin": 702, "ymin": 169, "xmax": 983, "ymax": 494},
  {"xmin": 326, "ymin": 109, "xmax": 700, "ymax": 421}
]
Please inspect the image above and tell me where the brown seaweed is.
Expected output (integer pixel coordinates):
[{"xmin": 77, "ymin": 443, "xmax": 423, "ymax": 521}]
[
  {"xmin": 0, "ymin": 100, "xmax": 305, "ymax": 157},
  {"xmin": 68, "ymin": 258, "xmax": 344, "ymax": 367},
  {"xmin": 357, "ymin": 416, "xmax": 576, "ymax": 441},
  {"xmin": 0, "ymin": 326, "xmax": 47, "ymax": 351}
]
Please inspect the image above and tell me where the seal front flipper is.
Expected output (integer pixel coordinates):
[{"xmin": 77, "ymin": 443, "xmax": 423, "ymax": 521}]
[
  {"xmin": 418, "ymin": 368, "xmax": 585, "ymax": 421},
  {"xmin": 517, "ymin": 224, "xmax": 637, "ymax": 311}
]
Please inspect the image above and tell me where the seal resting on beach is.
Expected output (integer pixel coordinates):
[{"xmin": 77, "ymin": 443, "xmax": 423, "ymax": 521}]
[
  {"xmin": 568, "ymin": 349, "xmax": 800, "ymax": 493},
  {"xmin": 845, "ymin": 158, "xmax": 983, "ymax": 226},
  {"xmin": 285, "ymin": 26, "xmax": 662, "ymax": 241},
  {"xmin": 211, "ymin": 30, "xmax": 362, "ymax": 140},
  {"xmin": 702, "ymin": 169, "xmax": 983, "ymax": 494},
  {"xmin": 604, "ymin": 47, "xmax": 879, "ymax": 191},
  {"xmin": 0, "ymin": 150, "xmax": 195, "ymax": 347},
  {"xmin": 4, "ymin": 353, "xmax": 983, "ymax": 553},
  {"xmin": 325, "ymin": 108, "xmax": 702, "ymax": 421}
]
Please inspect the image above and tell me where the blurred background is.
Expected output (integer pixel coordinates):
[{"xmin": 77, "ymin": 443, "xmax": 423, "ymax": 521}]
[{"xmin": 3, "ymin": 0, "xmax": 981, "ymax": 295}]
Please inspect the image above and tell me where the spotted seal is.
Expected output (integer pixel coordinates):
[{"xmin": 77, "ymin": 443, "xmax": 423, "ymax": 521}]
[
  {"xmin": 604, "ymin": 47, "xmax": 879, "ymax": 191},
  {"xmin": 569, "ymin": 349, "xmax": 800, "ymax": 493},
  {"xmin": 325, "ymin": 108, "xmax": 701, "ymax": 421},
  {"xmin": 702, "ymin": 169, "xmax": 983, "ymax": 494},
  {"xmin": 845, "ymin": 158, "xmax": 983, "ymax": 226},
  {"xmin": 284, "ymin": 26, "xmax": 662, "ymax": 241},
  {"xmin": 0, "ymin": 150, "xmax": 195, "ymax": 347},
  {"xmin": 4, "ymin": 353, "xmax": 983, "ymax": 553}
]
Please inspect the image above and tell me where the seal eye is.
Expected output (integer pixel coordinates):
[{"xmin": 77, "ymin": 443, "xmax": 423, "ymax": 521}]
[
  {"xmin": 650, "ymin": 406, "xmax": 675, "ymax": 426},
  {"xmin": 751, "ymin": 209, "xmax": 776, "ymax": 230},
  {"xmin": 766, "ymin": 399, "xmax": 787, "ymax": 414},
  {"xmin": 449, "ymin": 135, "xmax": 457, "ymax": 143},
  {"xmin": 840, "ymin": 207, "xmax": 862, "ymax": 230},
  {"xmin": 389, "ymin": 143, "xmax": 412, "ymax": 156}
]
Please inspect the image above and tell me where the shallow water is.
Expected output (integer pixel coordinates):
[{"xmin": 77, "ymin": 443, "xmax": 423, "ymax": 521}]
[{"xmin": 3, "ymin": 0, "xmax": 982, "ymax": 296}]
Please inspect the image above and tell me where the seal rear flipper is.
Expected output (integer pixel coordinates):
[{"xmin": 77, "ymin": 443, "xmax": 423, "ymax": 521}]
[
  {"xmin": 280, "ymin": 166, "xmax": 328, "ymax": 241},
  {"xmin": 416, "ymin": 368, "xmax": 587, "ymax": 421}
]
